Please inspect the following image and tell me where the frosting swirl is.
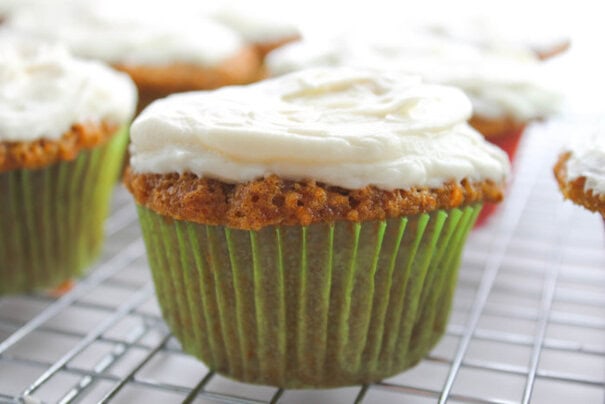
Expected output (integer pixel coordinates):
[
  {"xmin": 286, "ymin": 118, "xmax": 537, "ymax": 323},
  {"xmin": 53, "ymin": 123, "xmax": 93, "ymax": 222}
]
[
  {"xmin": 0, "ymin": 38, "xmax": 137, "ymax": 142},
  {"xmin": 266, "ymin": 33, "xmax": 561, "ymax": 121},
  {"xmin": 130, "ymin": 68, "xmax": 509, "ymax": 190}
]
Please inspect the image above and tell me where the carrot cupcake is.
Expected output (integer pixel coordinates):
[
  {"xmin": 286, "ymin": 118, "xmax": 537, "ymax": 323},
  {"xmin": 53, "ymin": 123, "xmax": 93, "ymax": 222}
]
[
  {"xmin": 3, "ymin": 0, "xmax": 263, "ymax": 111},
  {"xmin": 0, "ymin": 38, "xmax": 137, "ymax": 293},
  {"xmin": 554, "ymin": 130, "xmax": 605, "ymax": 218},
  {"xmin": 125, "ymin": 67, "xmax": 509, "ymax": 387}
]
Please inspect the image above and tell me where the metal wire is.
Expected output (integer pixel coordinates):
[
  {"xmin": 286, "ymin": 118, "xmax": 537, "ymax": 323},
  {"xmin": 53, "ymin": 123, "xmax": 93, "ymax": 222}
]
[
  {"xmin": 521, "ymin": 207, "xmax": 569, "ymax": 404},
  {"xmin": 438, "ymin": 136, "xmax": 547, "ymax": 404},
  {"xmin": 1, "ymin": 122, "xmax": 604, "ymax": 404}
]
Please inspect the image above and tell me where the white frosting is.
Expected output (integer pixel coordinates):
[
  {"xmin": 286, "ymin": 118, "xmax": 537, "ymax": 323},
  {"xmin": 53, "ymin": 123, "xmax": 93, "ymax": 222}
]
[
  {"xmin": 420, "ymin": 14, "xmax": 569, "ymax": 57},
  {"xmin": 4, "ymin": 0, "xmax": 245, "ymax": 66},
  {"xmin": 266, "ymin": 33, "xmax": 561, "ymax": 121},
  {"xmin": 130, "ymin": 68, "xmax": 509, "ymax": 190},
  {"xmin": 566, "ymin": 131, "xmax": 605, "ymax": 195},
  {"xmin": 210, "ymin": 3, "xmax": 299, "ymax": 44},
  {"xmin": 0, "ymin": 38, "xmax": 137, "ymax": 142}
]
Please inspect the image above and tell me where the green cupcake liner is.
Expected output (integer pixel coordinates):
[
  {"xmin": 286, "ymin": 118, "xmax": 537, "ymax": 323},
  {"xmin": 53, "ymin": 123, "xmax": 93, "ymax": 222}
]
[
  {"xmin": 0, "ymin": 127, "xmax": 129, "ymax": 294},
  {"xmin": 137, "ymin": 204, "xmax": 481, "ymax": 388}
]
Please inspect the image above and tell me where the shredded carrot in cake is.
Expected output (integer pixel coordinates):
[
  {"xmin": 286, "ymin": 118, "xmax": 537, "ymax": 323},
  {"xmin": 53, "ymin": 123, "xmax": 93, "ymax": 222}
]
[
  {"xmin": 0, "ymin": 121, "xmax": 119, "ymax": 172},
  {"xmin": 125, "ymin": 170, "xmax": 504, "ymax": 230}
]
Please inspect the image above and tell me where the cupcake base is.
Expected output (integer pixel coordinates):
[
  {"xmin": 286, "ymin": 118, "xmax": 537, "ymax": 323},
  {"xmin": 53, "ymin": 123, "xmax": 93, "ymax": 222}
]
[
  {"xmin": 137, "ymin": 204, "xmax": 481, "ymax": 388},
  {"xmin": 0, "ymin": 127, "xmax": 128, "ymax": 294}
]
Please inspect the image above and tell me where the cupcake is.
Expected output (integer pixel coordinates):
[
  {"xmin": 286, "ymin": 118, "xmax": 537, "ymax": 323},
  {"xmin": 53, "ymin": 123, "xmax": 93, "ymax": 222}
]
[
  {"xmin": 554, "ymin": 130, "xmax": 605, "ymax": 219},
  {"xmin": 124, "ymin": 67, "xmax": 509, "ymax": 387},
  {"xmin": 0, "ymin": 39, "xmax": 137, "ymax": 294},
  {"xmin": 3, "ymin": 0, "xmax": 263, "ymax": 111}
]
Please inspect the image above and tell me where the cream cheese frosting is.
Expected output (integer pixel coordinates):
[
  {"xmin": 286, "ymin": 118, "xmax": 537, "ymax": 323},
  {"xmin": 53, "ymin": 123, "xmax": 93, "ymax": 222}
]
[
  {"xmin": 130, "ymin": 67, "xmax": 509, "ymax": 190},
  {"xmin": 0, "ymin": 38, "xmax": 137, "ymax": 142},
  {"xmin": 266, "ymin": 33, "xmax": 561, "ymax": 122},
  {"xmin": 209, "ymin": 3, "xmax": 299, "ymax": 44},
  {"xmin": 419, "ymin": 14, "xmax": 569, "ymax": 58},
  {"xmin": 565, "ymin": 131, "xmax": 605, "ymax": 195},
  {"xmin": 4, "ymin": 0, "xmax": 245, "ymax": 66}
]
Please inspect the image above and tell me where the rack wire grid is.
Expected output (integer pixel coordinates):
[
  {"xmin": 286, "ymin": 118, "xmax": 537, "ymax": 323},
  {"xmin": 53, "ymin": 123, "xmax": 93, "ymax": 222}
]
[{"xmin": 0, "ymin": 118, "xmax": 603, "ymax": 404}]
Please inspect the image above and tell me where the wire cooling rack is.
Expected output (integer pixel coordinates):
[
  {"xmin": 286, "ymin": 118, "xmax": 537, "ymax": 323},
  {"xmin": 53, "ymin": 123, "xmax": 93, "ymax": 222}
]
[{"xmin": 0, "ymin": 119, "xmax": 604, "ymax": 404}]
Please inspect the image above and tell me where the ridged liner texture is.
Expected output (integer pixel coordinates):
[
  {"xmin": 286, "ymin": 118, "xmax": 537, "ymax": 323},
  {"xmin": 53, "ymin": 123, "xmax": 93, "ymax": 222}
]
[
  {"xmin": 137, "ymin": 203, "xmax": 481, "ymax": 387},
  {"xmin": 0, "ymin": 127, "xmax": 129, "ymax": 294}
]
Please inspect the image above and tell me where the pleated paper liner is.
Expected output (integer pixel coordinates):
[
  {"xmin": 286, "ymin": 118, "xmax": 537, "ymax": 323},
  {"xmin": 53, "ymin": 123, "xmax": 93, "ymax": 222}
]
[
  {"xmin": 0, "ymin": 126, "xmax": 129, "ymax": 294},
  {"xmin": 137, "ymin": 203, "xmax": 481, "ymax": 388}
]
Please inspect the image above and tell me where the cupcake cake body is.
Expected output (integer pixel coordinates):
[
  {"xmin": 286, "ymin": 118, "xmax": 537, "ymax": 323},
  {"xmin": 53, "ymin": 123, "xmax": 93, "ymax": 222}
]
[
  {"xmin": 554, "ymin": 130, "xmax": 605, "ymax": 218},
  {"xmin": 125, "ymin": 67, "xmax": 509, "ymax": 387},
  {"xmin": 0, "ymin": 38, "xmax": 137, "ymax": 293}
]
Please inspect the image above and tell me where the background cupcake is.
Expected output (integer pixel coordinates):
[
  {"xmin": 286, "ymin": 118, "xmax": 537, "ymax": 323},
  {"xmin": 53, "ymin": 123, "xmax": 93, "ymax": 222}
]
[
  {"xmin": 1, "ymin": 0, "xmax": 262, "ymax": 111},
  {"xmin": 1, "ymin": 0, "xmax": 300, "ymax": 111},
  {"xmin": 124, "ymin": 67, "xmax": 509, "ymax": 387},
  {"xmin": 554, "ymin": 129, "xmax": 605, "ymax": 219},
  {"xmin": 0, "ymin": 38, "xmax": 137, "ymax": 293},
  {"xmin": 415, "ymin": 13, "xmax": 571, "ymax": 61}
]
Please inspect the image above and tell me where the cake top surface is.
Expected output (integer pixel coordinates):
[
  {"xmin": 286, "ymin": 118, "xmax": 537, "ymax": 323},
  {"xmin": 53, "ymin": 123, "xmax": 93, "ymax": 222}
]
[
  {"xmin": 565, "ymin": 129, "xmax": 605, "ymax": 195},
  {"xmin": 0, "ymin": 37, "xmax": 137, "ymax": 142},
  {"xmin": 3, "ymin": 0, "xmax": 246, "ymax": 66},
  {"xmin": 266, "ymin": 32, "xmax": 561, "ymax": 121},
  {"xmin": 130, "ymin": 67, "xmax": 509, "ymax": 190}
]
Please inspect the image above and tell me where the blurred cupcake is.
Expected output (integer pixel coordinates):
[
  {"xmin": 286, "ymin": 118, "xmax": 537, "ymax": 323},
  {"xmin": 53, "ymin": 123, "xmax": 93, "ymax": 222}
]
[
  {"xmin": 418, "ymin": 14, "xmax": 570, "ymax": 61},
  {"xmin": 554, "ymin": 130, "xmax": 605, "ymax": 219},
  {"xmin": 3, "ymin": 0, "xmax": 263, "ymax": 111},
  {"xmin": 0, "ymin": 38, "xmax": 137, "ymax": 294},
  {"xmin": 124, "ymin": 67, "xmax": 509, "ymax": 387}
]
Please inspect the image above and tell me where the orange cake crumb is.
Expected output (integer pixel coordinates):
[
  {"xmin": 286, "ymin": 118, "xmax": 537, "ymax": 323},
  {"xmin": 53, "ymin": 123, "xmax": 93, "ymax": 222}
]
[
  {"xmin": 125, "ymin": 170, "xmax": 505, "ymax": 230},
  {"xmin": 554, "ymin": 152, "xmax": 605, "ymax": 217},
  {"xmin": 114, "ymin": 46, "xmax": 263, "ymax": 112},
  {"xmin": 0, "ymin": 121, "xmax": 119, "ymax": 172}
]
